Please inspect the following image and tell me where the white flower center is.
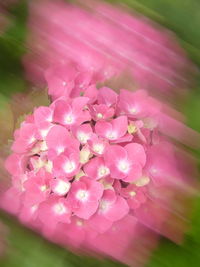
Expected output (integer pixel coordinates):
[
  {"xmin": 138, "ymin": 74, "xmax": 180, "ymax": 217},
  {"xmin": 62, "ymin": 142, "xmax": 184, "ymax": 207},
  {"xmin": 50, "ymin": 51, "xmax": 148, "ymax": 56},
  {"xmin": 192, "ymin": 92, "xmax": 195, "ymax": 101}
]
[
  {"xmin": 33, "ymin": 157, "xmax": 45, "ymax": 170},
  {"xmin": 135, "ymin": 176, "xmax": 150, "ymax": 187},
  {"xmin": 98, "ymin": 166, "xmax": 110, "ymax": 178},
  {"xmin": 150, "ymin": 168, "xmax": 158, "ymax": 175},
  {"xmin": 40, "ymin": 141, "xmax": 48, "ymax": 151},
  {"xmin": 127, "ymin": 124, "xmax": 137, "ymax": 134},
  {"xmin": 31, "ymin": 205, "xmax": 38, "ymax": 214},
  {"xmin": 76, "ymin": 190, "xmax": 89, "ymax": 201},
  {"xmin": 40, "ymin": 129, "xmax": 49, "ymax": 139},
  {"xmin": 64, "ymin": 161, "xmax": 76, "ymax": 173},
  {"xmin": 53, "ymin": 203, "xmax": 67, "ymax": 215},
  {"xmin": 106, "ymin": 131, "xmax": 117, "ymax": 140},
  {"xmin": 45, "ymin": 160, "xmax": 53, "ymax": 173},
  {"xmin": 118, "ymin": 160, "xmax": 130, "ymax": 173},
  {"xmin": 75, "ymin": 170, "xmax": 85, "ymax": 181},
  {"xmin": 65, "ymin": 114, "xmax": 74, "ymax": 124},
  {"xmin": 76, "ymin": 220, "xmax": 83, "ymax": 226},
  {"xmin": 77, "ymin": 132, "xmax": 90, "ymax": 144},
  {"xmin": 97, "ymin": 113, "xmax": 103, "ymax": 119},
  {"xmin": 80, "ymin": 147, "xmax": 91, "ymax": 164},
  {"xmin": 29, "ymin": 136, "xmax": 36, "ymax": 144},
  {"xmin": 57, "ymin": 146, "xmax": 65, "ymax": 154},
  {"xmin": 40, "ymin": 185, "xmax": 47, "ymax": 192},
  {"xmin": 129, "ymin": 191, "xmax": 136, "ymax": 197},
  {"xmin": 129, "ymin": 107, "xmax": 138, "ymax": 114},
  {"xmin": 46, "ymin": 114, "xmax": 53, "ymax": 122},
  {"xmin": 54, "ymin": 180, "xmax": 71, "ymax": 195},
  {"xmin": 93, "ymin": 143, "xmax": 104, "ymax": 154},
  {"xmin": 99, "ymin": 200, "xmax": 110, "ymax": 213}
]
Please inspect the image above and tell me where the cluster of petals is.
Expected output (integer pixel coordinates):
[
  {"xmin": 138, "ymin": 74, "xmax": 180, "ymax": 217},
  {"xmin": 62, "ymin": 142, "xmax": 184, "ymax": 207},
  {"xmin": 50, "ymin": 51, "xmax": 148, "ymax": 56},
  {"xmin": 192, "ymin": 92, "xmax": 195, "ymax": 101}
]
[
  {"xmin": 1, "ymin": 64, "xmax": 195, "ymax": 265},
  {"xmin": 24, "ymin": 0, "xmax": 193, "ymax": 94}
]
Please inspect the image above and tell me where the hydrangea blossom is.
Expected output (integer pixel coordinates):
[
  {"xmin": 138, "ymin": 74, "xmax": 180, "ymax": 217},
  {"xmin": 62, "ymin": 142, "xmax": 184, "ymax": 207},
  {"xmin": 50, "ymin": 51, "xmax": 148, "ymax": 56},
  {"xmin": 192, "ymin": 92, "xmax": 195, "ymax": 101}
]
[
  {"xmin": 1, "ymin": 65, "xmax": 196, "ymax": 265},
  {"xmin": 24, "ymin": 0, "xmax": 194, "ymax": 94}
]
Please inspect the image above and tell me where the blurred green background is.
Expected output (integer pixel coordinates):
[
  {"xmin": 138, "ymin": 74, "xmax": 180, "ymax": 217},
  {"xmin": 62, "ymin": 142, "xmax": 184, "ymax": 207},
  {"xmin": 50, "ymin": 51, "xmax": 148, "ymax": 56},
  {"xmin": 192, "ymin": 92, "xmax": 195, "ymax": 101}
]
[{"xmin": 0, "ymin": 0, "xmax": 200, "ymax": 266}]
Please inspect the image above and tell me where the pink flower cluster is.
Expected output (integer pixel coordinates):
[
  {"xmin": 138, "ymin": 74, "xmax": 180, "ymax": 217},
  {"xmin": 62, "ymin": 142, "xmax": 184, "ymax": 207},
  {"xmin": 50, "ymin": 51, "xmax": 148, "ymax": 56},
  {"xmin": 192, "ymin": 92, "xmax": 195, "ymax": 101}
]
[
  {"xmin": 24, "ymin": 0, "xmax": 193, "ymax": 94},
  {"xmin": 1, "ymin": 64, "xmax": 193, "ymax": 264}
]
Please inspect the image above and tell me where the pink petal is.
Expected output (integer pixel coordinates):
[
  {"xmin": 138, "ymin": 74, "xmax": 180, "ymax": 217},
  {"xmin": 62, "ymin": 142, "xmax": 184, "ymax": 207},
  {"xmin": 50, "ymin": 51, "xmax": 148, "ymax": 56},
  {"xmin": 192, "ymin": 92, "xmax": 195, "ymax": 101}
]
[
  {"xmin": 53, "ymin": 153, "xmax": 80, "ymax": 177},
  {"xmin": 75, "ymin": 200, "xmax": 99, "ymax": 220},
  {"xmin": 5, "ymin": 154, "xmax": 26, "ymax": 175},
  {"xmin": 98, "ymin": 87, "xmax": 118, "ymax": 107},
  {"xmin": 84, "ymin": 157, "xmax": 101, "ymax": 180},
  {"xmin": 104, "ymin": 196, "xmax": 129, "ymax": 222},
  {"xmin": 111, "ymin": 116, "xmax": 128, "ymax": 138},
  {"xmin": 34, "ymin": 106, "xmax": 53, "ymax": 125},
  {"xmin": 72, "ymin": 97, "xmax": 89, "ymax": 113},
  {"xmin": 125, "ymin": 143, "xmax": 146, "ymax": 166},
  {"xmin": 53, "ymin": 100, "xmax": 72, "ymax": 125},
  {"xmin": 124, "ymin": 164, "xmax": 143, "ymax": 182},
  {"xmin": 83, "ymin": 85, "xmax": 98, "ymax": 104},
  {"xmin": 89, "ymin": 213, "xmax": 113, "ymax": 233},
  {"xmin": 46, "ymin": 125, "xmax": 78, "ymax": 154},
  {"xmin": 95, "ymin": 121, "xmax": 112, "ymax": 138}
]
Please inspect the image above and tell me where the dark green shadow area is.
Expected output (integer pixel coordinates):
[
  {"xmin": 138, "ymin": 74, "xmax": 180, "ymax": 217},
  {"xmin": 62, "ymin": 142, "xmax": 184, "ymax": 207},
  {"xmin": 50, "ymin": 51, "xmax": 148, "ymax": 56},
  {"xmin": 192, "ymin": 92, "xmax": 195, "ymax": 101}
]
[{"xmin": 0, "ymin": 0, "xmax": 28, "ymax": 97}]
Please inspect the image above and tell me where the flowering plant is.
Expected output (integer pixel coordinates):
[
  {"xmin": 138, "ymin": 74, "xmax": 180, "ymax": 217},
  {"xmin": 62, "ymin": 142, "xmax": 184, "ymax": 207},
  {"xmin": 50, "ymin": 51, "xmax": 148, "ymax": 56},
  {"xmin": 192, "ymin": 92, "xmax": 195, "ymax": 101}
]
[
  {"xmin": 1, "ymin": 64, "xmax": 195, "ymax": 265},
  {"xmin": 24, "ymin": 0, "xmax": 193, "ymax": 94}
]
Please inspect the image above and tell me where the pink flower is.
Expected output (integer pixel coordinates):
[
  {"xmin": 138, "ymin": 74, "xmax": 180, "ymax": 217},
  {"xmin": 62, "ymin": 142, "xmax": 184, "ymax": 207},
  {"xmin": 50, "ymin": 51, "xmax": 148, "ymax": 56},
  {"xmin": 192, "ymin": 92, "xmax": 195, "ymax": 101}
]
[
  {"xmin": 2, "ymin": 58, "xmax": 196, "ymax": 265},
  {"xmin": 89, "ymin": 189, "xmax": 129, "ymax": 233},
  {"xmin": 46, "ymin": 125, "xmax": 79, "ymax": 159},
  {"xmin": 34, "ymin": 106, "xmax": 53, "ymax": 125},
  {"xmin": 79, "ymin": 85, "xmax": 98, "ymax": 104},
  {"xmin": 87, "ymin": 134, "xmax": 108, "ymax": 156},
  {"xmin": 67, "ymin": 177, "xmax": 104, "ymax": 219},
  {"xmin": 84, "ymin": 157, "xmax": 110, "ymax": 180},
  {"xmin": 104, "ymin": 143, "xmax": 146, "ymax": 182},
  {"xmin": 23, "ymin": 169, "xmax": 51, "ymax": 206},
  {"xmin": 50, "ymin": 177, "xmax": 71, "ymax": 196},
  {"xmin": 35, "ymin": 121, "xmax": 53, "ymax": 141},
  {"xmin": 120, "ymin": 184, "xmax": 147, "ymax": 209},
  {"xmin": 45, "ymin": 64, "xmax": 77, "ymax": 100},
  {"xmin": 53, "ymin": 97, "xmax": 91, "ymax": 127},
  {"xmin": 0, "ymin": 187, "xmax": 22, "ymax": 215},
  {"xmin": 11, "ymin": 123, "xmax": 37, "ymax": 153},
  {"xmin": 19, "ymin": 203, "xmax": 39, "ymax": 224},
  {"xmin": 24, "ymin": 1, "xmax": 193, "ymax": 93},
  {"xmin": 89, "ymin": 104, "xmax": 114, "ymax": 121},
  {"xmin": 90, "ymin": 214, "xmax": 138, "ymax": 265},
  {"xmin": 95, "ymin": 116, "xmax": 131, "ymax": 143},
  {"xmin": 70, "ymin": 72, "xmax": 94, "ymax": 98},
  {"xmin": 45, "ymin": 65, "xmax": 97, "ymax": 101},
  {"xmin": 97, "ymin": 87, "xmax": 118, "ymax": 107},
  {"xmin": 118, "ymin": 89, "xmax": 160, "ymax": 119},
  {"xmin": 72, "ymin": 123, "xmax": 93, "ymax": 145},
  {"xmin": 127, "ymin": 120, "xmax": 148, "ymax": 143},
  {"xmin": 145, "ymin": 142, "xmax": 180, "ymax": 186},
  {"xmin": 64, "ymin": 216, "xmax": 97, "ymax": 247},
  {"xmin": 38, "ymin": 196, "xmax": 72, "ymax": 230},
  {"xmin": 52, "ymin": 149, "xmax": 80, "ymax": 177},
  {"xmin": 5, "ymin": 153, "xmax": 26, "ymax": 176}
]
